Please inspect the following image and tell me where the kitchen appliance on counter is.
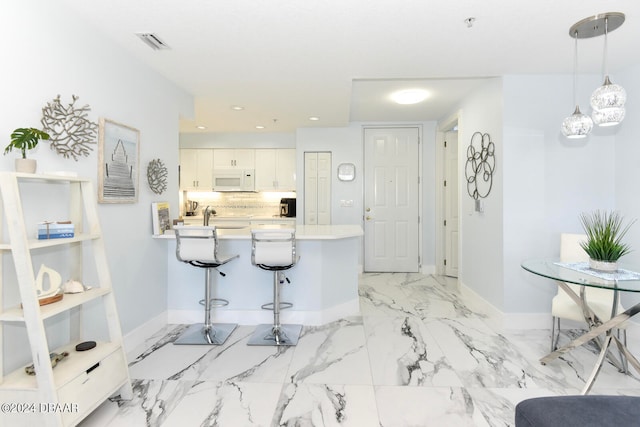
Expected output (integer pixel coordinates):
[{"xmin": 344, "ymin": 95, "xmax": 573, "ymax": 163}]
[
  {"xmin": 186, "ymin": 200, "xmax": 199, "ymax": 216},
  {"xmin": 212, "ymin": 169, "xmax": 255, "ymax": 192},
  {"xmin": 280, "ymin": 197, "xmax": 296, "ymax": 217}
]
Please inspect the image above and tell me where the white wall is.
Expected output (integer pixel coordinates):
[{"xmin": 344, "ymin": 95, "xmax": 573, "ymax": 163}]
[
  {"xmin": 457, "ymin": 78, "xmax": 505, "ymax": 309},
  {"xmin": 613, "ymin": 63, "xmax": 640, "ymax": 310},
  {"xmin": 501, "ymin": 74, "xmax": 616, "ymax": 317},
  {"xmin": 1, "ymin": 0, "xmax": 192, "ymax": 370},
  {"xmin": 180, "ymin": 132, "xmax": 296, "ymax": 149}
]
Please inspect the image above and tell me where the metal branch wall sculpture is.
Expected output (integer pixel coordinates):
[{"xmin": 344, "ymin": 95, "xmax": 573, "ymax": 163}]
[
  {"xmin": 41, "ymin": 95, "xmax": 98, "ymax": 160},
  {"xmin": 147, "ymin": 159, "xmax": 168, "ymax": 195},
  {"xmin": 465, "ymin": 131, "xmax": 496, "ymax": 200}
]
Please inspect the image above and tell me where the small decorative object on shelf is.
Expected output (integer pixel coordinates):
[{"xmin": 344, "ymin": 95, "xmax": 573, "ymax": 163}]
[
  {"xmin": 75, "ymin": 341, "xmax": 97, "ymax": 352},
  {"xmin": 62, "ymin": 279, "xmax": 86, "ymax": 294},
  {"xmin": 41, "ymin": 94, "xmax": 98, "ymax": 160},
  {"xmin": 151, "ymin": 201, "xmax": 171, "ymax": 235},
  {"xmin": 35, "ymin": 264, "xmax": 63, "ymax": 300},
  {"xmin": 25, "ymin": 352, "xmax": 69, "ymax": 375},
  {"xmin": 147, "ymin": 158, "xmax": 168, "ymax": 194},
  {"xmin": 37, "ymin": 220, "xmax": 75, "ymax": 239},
  {"xmin": 4, "ymin": 127, "xmax": 50, "ymax": 173},
  {"xmin": 580, "ymin": 210, "xmax": 636, "ymax": 272}
]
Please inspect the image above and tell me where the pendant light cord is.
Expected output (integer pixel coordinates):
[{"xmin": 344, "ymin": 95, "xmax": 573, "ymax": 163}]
[
  {"xmin": 603, "ymin": 16, "xmax": 609, "ymax": 79},
  {"xmin": 572, "ymin": 30, "xmax": 578, "ymax": 107}
]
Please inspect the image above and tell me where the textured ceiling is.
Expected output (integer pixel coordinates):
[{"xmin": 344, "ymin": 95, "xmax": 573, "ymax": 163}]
[{"xmin": 59, "ymin": 0, "xmax": 640, "ymax": 133}]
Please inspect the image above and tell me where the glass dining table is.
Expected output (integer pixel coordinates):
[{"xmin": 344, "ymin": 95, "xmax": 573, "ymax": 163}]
[{"xmin": 521, "ymin": 259, "xmax": 640, "ymax": 394}]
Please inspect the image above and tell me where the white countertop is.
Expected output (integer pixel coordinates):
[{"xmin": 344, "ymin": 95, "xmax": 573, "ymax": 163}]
[{"xmin": 154, "ymin": 224, "xmax": 363, "ymax": 240}]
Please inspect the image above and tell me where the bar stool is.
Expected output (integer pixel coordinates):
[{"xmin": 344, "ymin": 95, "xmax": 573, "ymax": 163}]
[
  {"xmin": 247, "ymin": 228, "xmax": 302, "ymax": 346},
  {"xmin": 174, "ymin": 226, "xmax": 238, "ymax": 345}
]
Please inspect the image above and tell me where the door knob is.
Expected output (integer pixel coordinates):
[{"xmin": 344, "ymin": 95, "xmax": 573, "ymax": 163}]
[
  {"xmin": 366, "ymin": 208, "xmax": 371, "ymax": 212},
  {"xmin": 366, "ymin": 216, "xmax": 372, "ymax": 221}
]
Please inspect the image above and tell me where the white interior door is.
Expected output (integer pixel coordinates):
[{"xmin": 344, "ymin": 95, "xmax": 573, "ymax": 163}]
[
  {"xmin": 444, "ymin": 131, "xmax": 459, "ymax": 277},
  {"xmin": 364, "ymin": 127, "xmax": 419, "ymax": 272}
]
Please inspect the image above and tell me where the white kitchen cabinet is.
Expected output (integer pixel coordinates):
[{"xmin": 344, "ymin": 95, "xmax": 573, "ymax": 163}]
[
  {"xmin": 0, "ymin": 173, "xmax": 132, "ymax": 427},
  {"xmin": 213, "ymin": 149, "xmax": 255, "ymax": 170},
  {"xmin": 180, "ymin": 149, "xmax": 213, "ymax": 190},
  {"xmin": 254, "ymin": 149, "xmax": 296, "ymax": 191}
]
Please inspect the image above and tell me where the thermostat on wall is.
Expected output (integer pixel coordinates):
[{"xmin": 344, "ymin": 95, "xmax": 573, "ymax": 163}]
[{"xmin": 337, "ymin": 163, "xmax": 356, "ymax": 181}]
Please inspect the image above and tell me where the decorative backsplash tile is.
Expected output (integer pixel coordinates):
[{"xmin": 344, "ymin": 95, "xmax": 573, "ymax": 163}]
[{"xmin": 183, "ymin": 191, "xmax": 296, "ymax": 217}]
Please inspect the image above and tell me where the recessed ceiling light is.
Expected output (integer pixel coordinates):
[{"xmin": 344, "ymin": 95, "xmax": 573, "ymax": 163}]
[
  {"xmin": 196, "ymin": 125, "xmax": 207, "ymax": 130},
  {"xmin": 255, "ymin": 125, "xmax": 265, "ymax": 129},
  {"xmin": 309, "ymin": 116, "xmax": 320, "ymax": 121},
  {"xmin": 391, "ymin": 89, "xmax": 430, "ymax": 105},
  {"xmin": 231, "ymin": 105, "xmax": 244, "ymax": 111}
]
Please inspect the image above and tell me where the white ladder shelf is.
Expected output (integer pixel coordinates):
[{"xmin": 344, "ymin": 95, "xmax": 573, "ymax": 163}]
[{"xmin": 0, "ymin": 172, "xmax": 132, "ymax": 427}]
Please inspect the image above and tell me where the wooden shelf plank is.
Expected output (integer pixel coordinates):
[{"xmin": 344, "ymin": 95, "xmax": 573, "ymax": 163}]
[
  {"xmin": 0, "ymin": 288, "xmax": 111, "ymax": 322},
  {"xmin": 0, "ymin": 233, "xmax": 100, "ymax": 250},
  {"xmin": 0, "ymin": 341, "xmax": 121, "ymax": 390}
]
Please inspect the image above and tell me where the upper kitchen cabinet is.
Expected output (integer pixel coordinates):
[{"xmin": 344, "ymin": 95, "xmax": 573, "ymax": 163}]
[
  {"xmin": 255, "ymin": 149, "xmax": 296, "ymax": 191},
  {"xmin": 180, "ymin": 149, "xmax": 213, "ymax": 190},
  {"xmin": 213, "ymin": 149, "xmax": 255, "ymax": 169}
]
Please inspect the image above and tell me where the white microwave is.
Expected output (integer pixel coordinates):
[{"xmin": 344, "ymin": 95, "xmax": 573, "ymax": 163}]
[{"xmin": 212, "ymin": 169, "xmax": 255, "ymax": 192}]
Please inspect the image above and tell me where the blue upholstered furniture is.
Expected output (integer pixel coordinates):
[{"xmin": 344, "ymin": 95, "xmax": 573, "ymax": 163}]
[{"xmin": 515, "ymin": 395, "xmax": 640, "ymax": 427}]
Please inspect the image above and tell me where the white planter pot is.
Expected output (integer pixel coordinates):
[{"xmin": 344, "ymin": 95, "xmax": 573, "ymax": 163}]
[
  {"xmin": 15, "ymin": 158, "xmax": 36, "ymax": 174},
  {"xmin": 589, "ymin": 258, "xmax": 618, "ymax": 272}
]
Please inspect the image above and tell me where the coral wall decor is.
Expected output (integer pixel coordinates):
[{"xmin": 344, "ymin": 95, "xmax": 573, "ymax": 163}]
[
  {"xmin": 147, "ymin": 159, "xmax": 168, "ymax": 195},
  {"xmin": 41, "ymin": 95, "xmax": 98, "ymax": 160}
]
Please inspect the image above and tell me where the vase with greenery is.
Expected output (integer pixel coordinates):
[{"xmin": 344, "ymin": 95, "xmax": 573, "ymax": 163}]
[
  {"xmin": 4, "ymin": 127, "xmax": 50, "ymax": 173},
  {"xmin": 580, "ymin": 210, "xmax": 635, "ymax": 272}
]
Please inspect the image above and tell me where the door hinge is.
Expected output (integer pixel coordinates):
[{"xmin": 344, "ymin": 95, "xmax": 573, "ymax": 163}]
[
  {"xmin": 444, "ymin": 220, "xmax": 447, "ymax": 226},
  {"xmin": 444, "ymin": 180, "xmax": 447, "ymax": 187},
  {"xmin": 444, "ymin": 259, "xmax": 447, "ymax": 266},
  {"xmin": 444, "ymin": 140, "xmax": 447, "ymax": 148}
]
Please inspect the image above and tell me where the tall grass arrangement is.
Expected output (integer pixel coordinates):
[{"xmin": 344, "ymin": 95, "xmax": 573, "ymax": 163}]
[{"xmin": 580, "ymin": 210, "xmax": 635, "ymax": 262}]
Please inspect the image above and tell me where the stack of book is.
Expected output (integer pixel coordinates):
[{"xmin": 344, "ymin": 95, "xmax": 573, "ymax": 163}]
[{"xmin": 38, "ymin": 221, "xmax": 75, "ymax": 240}]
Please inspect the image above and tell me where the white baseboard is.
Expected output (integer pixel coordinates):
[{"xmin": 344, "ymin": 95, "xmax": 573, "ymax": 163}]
[
  {"xmin": 122, "ymin": 312, "xmax": 167, "ymax": 359},
  {"xmin": 421, "ymin": 264, "xmax": 436, "ymax": 275},
  {"xmin": 458, "ymin": 279, "xmax": 640, "ymax": 332},
  {"xmin": 168, "ymin": 298, "xmax": 361, "ymax": 327}
]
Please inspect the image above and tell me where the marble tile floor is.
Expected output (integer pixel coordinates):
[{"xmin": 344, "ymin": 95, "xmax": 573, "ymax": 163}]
[{"xmin": 80, "ymin": 273, "xmax": 640, "ymax": 427}]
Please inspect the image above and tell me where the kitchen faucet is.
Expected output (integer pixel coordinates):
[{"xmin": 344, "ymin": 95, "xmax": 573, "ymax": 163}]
[{"xmin": 203, "ymin": 206, "xmax": 215, "ymax": 226}]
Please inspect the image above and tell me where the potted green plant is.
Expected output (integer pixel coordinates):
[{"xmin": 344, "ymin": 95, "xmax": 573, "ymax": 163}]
[
  {"xmin": 4, "ymin": 127, "xmax": 50, "ymax": 173},
  {"xmin": 579, "ymin": 210, "xmax": 635, "ymax": 272}
]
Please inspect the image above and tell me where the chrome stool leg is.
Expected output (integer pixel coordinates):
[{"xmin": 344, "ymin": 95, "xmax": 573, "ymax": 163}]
[
  {"xmin": 248, "ymin": 271, "xmax": 302, "ymax": 346},
  {"xmin": 175, "ymin": 267, "xmax": 237, "ymax": 345}
]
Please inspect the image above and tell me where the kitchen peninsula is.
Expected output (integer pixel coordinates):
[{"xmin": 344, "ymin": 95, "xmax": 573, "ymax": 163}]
[{"xmin": 155, "ymin": 224, "xmax": 363, "ymax": 326}]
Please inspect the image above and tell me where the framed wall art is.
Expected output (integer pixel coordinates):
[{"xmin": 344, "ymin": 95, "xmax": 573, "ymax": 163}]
[{"xmin": 98, "ymin": 118, "xmax": 140, "ymax": 203}]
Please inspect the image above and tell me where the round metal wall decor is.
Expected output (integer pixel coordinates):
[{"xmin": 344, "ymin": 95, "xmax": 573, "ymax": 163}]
[
  {"xmin": 147, "ymin": 159, "xmax": 168, "ymax": 195},
  {"xmin": 41, "ymin": 95, "xmax": 98, "ymax": 160},
  {"xmin": 465, "ymin": 131, "xmax": 495, "ymax": 200}
]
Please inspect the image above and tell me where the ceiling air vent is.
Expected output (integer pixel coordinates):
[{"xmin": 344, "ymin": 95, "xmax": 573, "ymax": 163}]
[{"xmin": 136, "ymin": 33, "xmax": 170, "ymax": 50}]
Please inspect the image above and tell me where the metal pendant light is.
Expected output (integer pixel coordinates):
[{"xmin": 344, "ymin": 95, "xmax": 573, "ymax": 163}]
[
  {"xmin": 590, "ymin": 15, "xmax": 626, "ymax": 126},
  {"xmin": 569, "ymin": 13, "xmax": 626, "ymax": 127},
  {"xmin": 561, "ymin": 30, "xmax": 593, "ymax": 139}
]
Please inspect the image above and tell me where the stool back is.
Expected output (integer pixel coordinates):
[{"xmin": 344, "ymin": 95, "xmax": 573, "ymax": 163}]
[
  {"xmin": 175, "ymin": 226, "xmax": 223, "ymax": 263},
  {"xmin": 251, "ymin": 228, "xmax": 296, "ymax": 268}
]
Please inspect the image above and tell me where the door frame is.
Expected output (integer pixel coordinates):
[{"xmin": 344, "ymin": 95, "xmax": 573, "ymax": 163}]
[
  {"xmin": 435, "ymin": 112, "xmax": 460, "ymax": 276},
  {"xmin": 362, "ymin": 124, "xmax": 423, "ymax": 272}
]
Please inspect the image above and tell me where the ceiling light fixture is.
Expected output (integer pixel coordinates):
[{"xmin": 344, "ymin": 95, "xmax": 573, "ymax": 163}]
[
  {"xmin": 196, "ymin": 125, "xmax": 207, "ymax": 130},
  {"xmin": 568, "ymin": 12, "xmax": 626, "ymax": 131},
  {"xmin": 231, "ymin": 105, "xmax": 244, "ymax": 111},
  {"xmin": 561, "ymin": 29, "xmax": 592, "ymax": 139},
  {"xmin": 308, "ymin": 116, "xmax": 320, "ymax": 121},
  {"xmin": 255, "ymin": 125, "xmax": 265, "ymax": 129},
  {"xmin": 391, "ymin": 89, "xmax": 429, "ymax": 105}
]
